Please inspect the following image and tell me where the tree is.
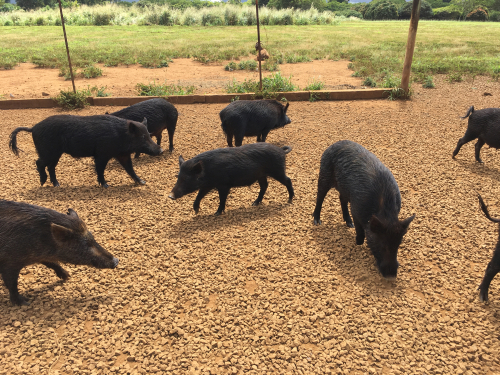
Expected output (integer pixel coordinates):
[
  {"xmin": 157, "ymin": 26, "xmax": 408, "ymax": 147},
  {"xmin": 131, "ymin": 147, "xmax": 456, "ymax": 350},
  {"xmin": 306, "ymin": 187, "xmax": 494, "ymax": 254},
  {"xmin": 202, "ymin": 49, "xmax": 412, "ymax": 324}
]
[
  {"xmin": 452, "ymin": 0, "xmax": 481, "ymax": 18},
  {"xmin": 16, "ymin": 0, "xmax": 56, "ymax": 10}
]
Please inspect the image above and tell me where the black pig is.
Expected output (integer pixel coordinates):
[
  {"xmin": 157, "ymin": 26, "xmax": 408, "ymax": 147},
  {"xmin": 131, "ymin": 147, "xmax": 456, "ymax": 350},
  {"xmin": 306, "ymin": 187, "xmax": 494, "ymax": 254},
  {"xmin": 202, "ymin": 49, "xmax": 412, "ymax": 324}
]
[
  {"xmin": 219, "ymin": 100, "xmax": 291, "ymax": 147},
  {"xmin": 312, "ymin": 140, "xmax": 415, "ymax": 279},
  {"xmin": 477, "ymin": 194, "xmax": 500, "ymax": 302},
  {"xmin": 168, "ymin": 143, "xmax": 294, "ymax": 215},
  {"xmin": 452, "ymin": 106, "xmax": 500, "ymax": 163},
  {"xmin": 108, "ymin": 98, "xmax": 178, "ymax": 156},
  {"xmin": 0, "ymin": 200, "xmax": 118, "ymax": 305},
  {"xmin": 9, "ymin": 115, "xmax": 163, "ymax": 187}
]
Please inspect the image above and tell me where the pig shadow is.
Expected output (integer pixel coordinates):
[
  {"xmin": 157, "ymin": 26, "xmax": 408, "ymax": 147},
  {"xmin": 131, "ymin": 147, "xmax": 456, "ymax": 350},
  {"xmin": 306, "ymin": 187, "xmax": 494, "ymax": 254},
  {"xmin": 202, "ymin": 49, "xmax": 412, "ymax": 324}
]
[
  {"xmin": 105, "ymin": 151, "xmax": 175, "ymax": 171},
  {"xmin": 22, "ymin": 184, "xmax": 154, "ymax": 202},
  {"xmin": 0, "ymin": 278, "xmax": 114, "ymax": 314},
  {"xmin": 168, "ymin": 202, "xmax": 287, "ymax": 237},
  {"xmin": 455, "ymin": 159, "xmax": 500, "ymax": 182},
  {"xmin": 312, "ymin": 220, "xmax": 399, "ymax": 295}
]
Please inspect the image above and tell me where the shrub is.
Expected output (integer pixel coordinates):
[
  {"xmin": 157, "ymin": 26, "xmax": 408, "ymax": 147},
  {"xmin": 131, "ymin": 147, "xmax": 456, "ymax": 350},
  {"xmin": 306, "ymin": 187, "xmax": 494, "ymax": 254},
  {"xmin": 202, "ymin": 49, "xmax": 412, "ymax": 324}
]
[
  {"xmin": 224, "ymin": 7, "xmax": 238, "ymax": 25},
  {"xmin": 54, "ymin": 90, "xmax": 89, "ymax": 110},
  {"xmin": 433, "ymin": 6, "xmax": 460, "ymax": 20},
  {"xmin": 304, "ymin": 79, "xmax": 325, "ymax": 90},
  {"xmin": 399, "ymin": 1, "xmax": 433, "ymax": 19},
  {"xmin": 136, "ymin": 82, "xmax": 196, "ymax": 96},
  {"xmin": 364, "ymin": 1, "xmax": 399, "ymax": 20},
  {"xmin": 159, "ymin": 10, "xmax": 173, "ymax": 25},
  {"xmin": 362, "ymin": 77, "xmax": 377, "ymax": 87},
  {"xmin": 82, "ymin": 65, "xmax": 103, "ymax": 79},
  {"xmin": 0, "ymin": 3, "xmax": 20, "ymax": 12},
  {"xmin": 93, "ymin": 12, "xmax": 114, "ymax": 25},
  {"xmin": 466, "ymin": 7, "xmax": 488, "ymax": 21},
  {"xmin": 448, "ymin": 72, "xmax": 462, "ymax": 83},
  {"xmin": 335, "ymin": 10, "xmax": 363, "ymax": 18},
  {"xmin": 422, "ymin": 76, "xmax": 435, "ymax": 88},
  {"xmin": 490, "ymin": 10, "xmax": 500, "ymax": 21}
]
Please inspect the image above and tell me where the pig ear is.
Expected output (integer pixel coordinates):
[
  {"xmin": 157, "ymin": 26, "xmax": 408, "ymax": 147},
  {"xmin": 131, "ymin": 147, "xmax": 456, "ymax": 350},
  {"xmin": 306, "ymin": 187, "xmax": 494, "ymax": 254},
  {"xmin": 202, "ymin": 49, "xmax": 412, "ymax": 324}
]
[
  {"xmin": 401, "ymin": 214, "xmax": 416, "ymax": 229},
  {"xmin": 192, "ymin": 161, "xmax": 203, "ymax": 174},
  {"xmin": 142, "ymin": 117, "xmax": 148, "ymax": 126},
  {"xmin": 51, "ymin": 223, "xmax": 75, "ymax": 243},
  {"xmin": 128, "ymin": 121, "xmax": 139, "ymax": 134},
  {"xmin": 369, "ymin": 215, "xmax": 386, "ymax": 234},
  {"xmin": 179, "ymin": 155, "xmax": 185, "ymax": 168},
  {"xmin": 67, "ymin": 208, "xmax": 79, "ymax": 218},
  {"xmin": 284, "ymin": 102, "xmax": 289, "ymax": 113}
]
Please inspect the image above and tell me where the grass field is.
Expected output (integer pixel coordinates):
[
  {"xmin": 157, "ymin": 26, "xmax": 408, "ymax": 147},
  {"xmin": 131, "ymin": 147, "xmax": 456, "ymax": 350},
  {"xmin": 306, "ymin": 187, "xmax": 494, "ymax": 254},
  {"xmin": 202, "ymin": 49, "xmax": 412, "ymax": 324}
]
[{"xmin": 1, "ymin": 21, "xmax": 500, "ymax": 83}]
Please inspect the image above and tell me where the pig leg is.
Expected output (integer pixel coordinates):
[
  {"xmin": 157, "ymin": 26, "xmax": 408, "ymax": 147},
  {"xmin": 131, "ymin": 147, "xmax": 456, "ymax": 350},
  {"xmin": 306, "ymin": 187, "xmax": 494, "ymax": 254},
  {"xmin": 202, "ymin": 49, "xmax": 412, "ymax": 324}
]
[
  {"xmin": 252, "ymin": 177, "xmax": 268, "ymax": 206},
  {"xmin": 339, "ymin": 194, "xmax": 354, "ymax": 228},
  {"xmin": 47, "ymin": 159, "xmax": 61, "ymax": 187},
  {"xmin": 479, "ymin": 246, "xmax": 500, "ymax": 302},
  {"xmin": 1, "ymin": 268, "xmax": 29, "ymax": 306},
  {"xmin": 313, "ymin": 182, "xmax": 331, "ymax": 225},
  {"xmin": 134, "ymin": 152, "xmax": 141, "ymax": 159},
  {"xmin": 41, "ymin": 262, "xmax": 69, "ymax": 281},
  {"xmin": 256, "ymin": 135, "xmax": 262, "ymax": 142},
  {"xmin": 94, "ymin": 157, "xmax": 110, "ymax": 188},
  {"xmin": 260, "ymin": 130, "xmax": 271, "ymax": 143},
  {"xmin": 215, "ymin": 187, "xmax": 230, "ymax": 216},
  {"xmin": 354, "ymin": 220, "xmax": 365, "ymax": 245},
  {"xmin": 193, "ymin": 187, "xmax": 211, "ymax": 214},
  {"xmin": 234, "ymin": 136, "xmax": 243, "ymax": 147},
  {"xmin": 167, "ymin": 129, "xmax": 175, "ymax": 153},
  {"xmin": 35, "ymin": 159, "xmax": 48, "ymax": 186},
  {"xmin": 475, "ymin": 139, "xmax": 486, "ymax": 163},
  {"xmin": 226, "ymin": 133, "xmax": 234, "ymax": 147},
  {"xmin": 115, "ymin": 155, "xmax": 145, "ymax": 185},
  {"xmin": 452, "ymin": 130, "xmax": 477, "ymax": 159},
  {"xmin": 272, "ymin": 173, "xmax": 294, "ymax": 203}
]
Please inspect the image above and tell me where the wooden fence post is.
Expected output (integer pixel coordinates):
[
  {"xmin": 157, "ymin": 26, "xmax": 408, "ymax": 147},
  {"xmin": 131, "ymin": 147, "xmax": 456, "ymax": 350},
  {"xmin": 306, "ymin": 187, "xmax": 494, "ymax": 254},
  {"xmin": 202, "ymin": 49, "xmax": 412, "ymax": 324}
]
[
  {"xmin": 401, "ymin": 0, "xmax": 421, "ymax": 94},
  {"xmin": 58, "ymin": 0, "xmax": 76, "ymax": 93}
]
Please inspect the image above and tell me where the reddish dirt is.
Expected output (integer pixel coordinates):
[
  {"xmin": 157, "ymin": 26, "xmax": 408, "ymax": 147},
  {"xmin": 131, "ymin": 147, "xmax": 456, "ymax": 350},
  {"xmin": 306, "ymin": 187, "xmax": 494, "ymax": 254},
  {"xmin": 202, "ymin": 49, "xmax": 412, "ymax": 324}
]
[
  {"xmin": 0, "ymin": 63, "xmax": 500, "ymax": 375},
  {"xmin": 0, "ymin": 59, "xmax": 361, "ymax": 99}
]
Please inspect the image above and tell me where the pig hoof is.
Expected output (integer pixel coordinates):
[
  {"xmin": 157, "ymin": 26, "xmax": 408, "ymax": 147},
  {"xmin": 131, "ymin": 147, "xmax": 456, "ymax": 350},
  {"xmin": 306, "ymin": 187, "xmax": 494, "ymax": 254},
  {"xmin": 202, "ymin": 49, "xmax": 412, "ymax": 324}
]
[
  {"xmin": 169, "ymin": 147, "xmax": 174, "ymax": 153},
  {"xmin": 101, "ymin": 183, "xmax": 109, "ymax": 188},
  {"xmin": 193, "ymin": 207, "xmax": 200, "ymax": 214},
  {"xmin": 252, "ymin": 201, "xmax": 261, "ymax": 206},
  {"xmin": 346, "ymin": 222, "xmax": 354, "ymax": 228},
  {"xmin": 313, "ymin": 219, "xmax": 322, "ymax": 225},
  {"xmin": 214, "ymin": 211, "xmax": 224, "ymax": 216},
  {"xmin": 12, "ymin": 295, "xmax": 30, "ymax": 306},
  {"xmin": 136, "ymin": 179, "xmax": 146, "ymax": 185},
  {"xmin": 52, "ymin": 182, "xmax": 60, "ymax": 187},
  {"xmin": 58, "ymin": 269, "xmax": 70, "ymax": 281},
  {"xmin": 288, "ymin": 198, "xmax": 293, "ymax": 204}
]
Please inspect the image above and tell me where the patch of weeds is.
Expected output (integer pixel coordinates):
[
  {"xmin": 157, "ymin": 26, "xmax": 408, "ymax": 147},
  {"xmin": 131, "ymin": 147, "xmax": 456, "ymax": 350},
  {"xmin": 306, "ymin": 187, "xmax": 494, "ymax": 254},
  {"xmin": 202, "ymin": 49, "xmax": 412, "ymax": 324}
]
[
  {"xmin": 136, "ymin": 82, "xmax": 196, "ymax": 96},
  {"xmin": 304, "ymin": 80, "xmax": 325, "ymax": 91},
  {"xmin": 193, "ymin": 56, "xmax": 211, "ymax": 64},
  {"xmin": 309, "ymin": 92, "xmax": 320, "ymax": 102},
  {"xmin": 347, "ymin": 62, "xmax": 355, "ymax": 70},
  {"xmin": 284, "ymin": 55, "xmax": 312, "ymax": 64},
  {"xmin": 231, "ymin": 96, "xmax": 240, "ymax": 102},
  {"xmin": 422, "ymin": 76, "xmax": 435, "ymax": 89},
  {"xmin": 225, "ymin": 61, "xmax": 237, "ymax": 71},
  {"xmin": 386, "ymin": 87, "xmax": 411, "ymax": 101},
  {"xmin": 238, "ymin": 60, "xmax": 257, "ymax": 71},
  {"xmin": 53, "ymin": 89, "xmax": 89, "ymax": 110},
  {"xmin": 362, "ymin": 77, "xmax": 377, "ymax": 87},
  {"xmin": 138, "ymin": 52, "xmax": 172, "ymax": 69},
  {"xmin": 82, "ymin": 65, "xmax": 103, "ymax": 79},
  {"xmin": 83, "ymin": 85, "xmax": 111, "ymax": 97},
  {"xmin": 382, "ymin": 75, "xmax": 400, "ymax": 89},
  {"xmin": 226, "ymin": 72, "xmax": 296, "ymax": 98},
  {"xmin": 263, "ymin": 58, "xmax": 280, "ymax": 72},
  {"xmin": 447, "ymin": 72, "xmax": 462, "ymax": 83},
  {"xmin": 2, "ymin": 60, "xmax": 16, "ymax": 70},
  {"xmin": 352, "ymin": 71, "xmax": 361, "ymax": 77},
  {"xmin": 59, "ymin": 66, "xmax": 78, "ymax": 81},
  {"xmin": 492, "ymin": 67, "xmax": 500, "ymax": 81},
  {"xmin": 349, "ymin": 56, "xmax": 356, "ymax": 62}
]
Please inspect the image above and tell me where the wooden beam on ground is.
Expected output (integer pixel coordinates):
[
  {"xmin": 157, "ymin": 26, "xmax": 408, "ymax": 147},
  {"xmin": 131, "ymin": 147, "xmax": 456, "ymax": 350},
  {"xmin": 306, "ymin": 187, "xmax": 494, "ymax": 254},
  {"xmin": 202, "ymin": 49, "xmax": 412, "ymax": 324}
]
[{"xmin": 401, "ymin": 0, "xmax": 421, "ymax": 94}]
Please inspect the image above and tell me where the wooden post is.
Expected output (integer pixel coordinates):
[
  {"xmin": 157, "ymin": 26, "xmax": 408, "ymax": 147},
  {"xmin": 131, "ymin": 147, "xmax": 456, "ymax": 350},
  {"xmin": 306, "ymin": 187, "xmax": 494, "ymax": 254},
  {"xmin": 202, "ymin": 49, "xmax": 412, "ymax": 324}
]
[
  {"xmin": 401, "ymin": 0, "xmax": 421, "ymax": 94},
  {"xmin": 255, "ymin": 0, "xmax": 263, "ymax": 91},
  {"xmin": 58, "ymin": 0, "xmax": 76, "ymax": 93}
]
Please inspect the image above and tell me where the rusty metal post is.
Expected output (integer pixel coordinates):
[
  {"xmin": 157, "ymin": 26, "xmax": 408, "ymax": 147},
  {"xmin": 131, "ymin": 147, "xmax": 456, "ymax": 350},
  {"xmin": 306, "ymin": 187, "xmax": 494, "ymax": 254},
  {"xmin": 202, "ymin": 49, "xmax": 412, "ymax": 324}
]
[
  {"xmin": 255, "ymin": 0, "xmax": 263, "ymax": 91},
  {"xmin": 401, "ymin": 0, "xmax": 421, "ymax": 94},
  {"xmin": 58, "ymin": 0, "xmax": 76, "ymax": 93}
]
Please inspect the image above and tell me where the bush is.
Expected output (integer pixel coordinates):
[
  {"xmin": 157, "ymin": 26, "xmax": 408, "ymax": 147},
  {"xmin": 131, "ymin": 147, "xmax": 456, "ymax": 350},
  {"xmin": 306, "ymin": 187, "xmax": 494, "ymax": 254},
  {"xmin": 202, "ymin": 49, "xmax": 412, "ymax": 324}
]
[
  {"xmin": 93, "ymin": 12, "xmax": 114, "ymax": 25},
  {"xmin": 82, "ymin": 65, "xmax": 103, "ymax": 79},
  {"xmin": 490, "ymin": 10, "xmax": 500, "ymax": 21},
  {"xmin": 159, "ymin": 10, "xmax": 173, "ymax": 25},
  {"xmin": 399, "ymin": 0, "xmax": 433, "ymax": 19},
  {"xmin": 433, "ymin": 6, "xmax": 460, "ymax": 20},
  {"xmin": 335, "ymin": 9, "xmax": 363, "ymax": 18},
  {"xmin": 0, "ymin": 3, "xmax": 19, "ymax": 12},
  {"xmin": 466, "ymin": 7, "xmax": 488, "ymax": 21},
  {"xmin": 365, "ymin": 1, "xmax": 399, "ymax": 20},
  {"xmin": 362, "ymin": 77, "xmax": 377, "ymax": 87},
  {"xmin": 54, "ymin": 90, "xmax": 89, "ymax": 110},
  {"xmin": 422, "ymin": 76, "xmax": 435, "ymax": 88}
]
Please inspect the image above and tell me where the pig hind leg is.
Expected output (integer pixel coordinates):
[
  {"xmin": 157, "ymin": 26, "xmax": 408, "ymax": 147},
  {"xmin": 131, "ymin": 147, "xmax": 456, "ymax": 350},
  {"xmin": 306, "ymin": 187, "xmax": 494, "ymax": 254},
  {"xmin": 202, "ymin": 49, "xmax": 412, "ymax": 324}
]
[
  {"xmin": 354, "ymin": 219, "xmax": 365, "ymax": 245},
  {"xmin": 36, "ymin": 159, "xmax": 48, "ymax": 186},
  {"xmin": 270, "ymin": 170, "xmax": 294, "ymax": 203},
  {"xmin": 215, "ymin": 186, "xmax": 230, "ymax": 216},
  {"xmin": 116, "ymin": 155, "xmax": 145, "ymax": 185},
  {"xmin": 475, "ymin": 138, "xmax": 486, "ymax": 163},
  {"xmin": 479, "ymin": 245, "xmax": 500, "ymax": 302},
  {"xmin": 252, "ymin": 177, "xmax": 268, "ymax": 206},
  {"xmin": 47, "ymin": 159, "xmax": 61, "ymax": 187},
  {"xmin": 340, "ymin": 194, "xmax": 354, "ymax": 228},
  {"xmin": 42, "ymin": 262, "xmax": 69, "ymax": 281},
  {"xmin": 94, "ymin": 157, "xmax": 110, "ymax": 188},
  {"xmin": 1, "ymin": 267, "xmax": 29, "ymax": 305},
  {"xmin": 167, "ymin": 128, "xmax": 175, "ymax": 152},
  {"xmin": 312, "ymin": 171, "xmax": 335, "ymax": 225},
  {"xmin": 452, "ymin": 129, "xmax": 477, "ymax": 159},
  {"xmin": 226, "ymin": 133, "xmax": 234, "ymax": 147}
]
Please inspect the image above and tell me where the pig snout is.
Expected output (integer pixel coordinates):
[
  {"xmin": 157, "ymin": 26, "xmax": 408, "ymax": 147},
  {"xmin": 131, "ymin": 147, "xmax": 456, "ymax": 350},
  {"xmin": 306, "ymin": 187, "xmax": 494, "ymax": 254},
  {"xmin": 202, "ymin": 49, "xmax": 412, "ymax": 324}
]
[
  {"xmin": 285, "ymin": 117, "xmax": 291, "ymax": 125},
  {"xmin": 111, "ymin": 257, "xmax": 119, "ymax": 269},
  {"xmin": 168, "ymin": 192, "xmax": 176, "ymax": 200},
  {"xmin": 378, "ymin": 260, "xmax": 399, "ymax": 279}
]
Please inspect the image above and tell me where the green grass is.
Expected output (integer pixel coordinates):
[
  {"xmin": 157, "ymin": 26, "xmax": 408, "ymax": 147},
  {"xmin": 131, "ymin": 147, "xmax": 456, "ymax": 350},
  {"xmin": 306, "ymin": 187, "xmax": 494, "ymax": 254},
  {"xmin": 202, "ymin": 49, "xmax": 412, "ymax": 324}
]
[
  {"xmin": 1, "ymin": 22, "xmax": 500, "ymax": 83},
  {"xmin": 136, "ymin": 82, "xmax": 196, "ymax": 96},
  {"xmin": 226, "ymin": 72, "xmax": 297, "ymax": 98}
]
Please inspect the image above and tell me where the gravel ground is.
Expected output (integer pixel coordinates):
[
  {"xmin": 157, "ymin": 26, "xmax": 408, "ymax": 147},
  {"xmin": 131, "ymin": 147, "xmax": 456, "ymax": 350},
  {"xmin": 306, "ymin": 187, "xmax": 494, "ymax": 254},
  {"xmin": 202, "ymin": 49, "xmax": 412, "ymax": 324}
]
[{"xmin": 1, "ymin": 77, "xmax": 500, "ymax": 375}]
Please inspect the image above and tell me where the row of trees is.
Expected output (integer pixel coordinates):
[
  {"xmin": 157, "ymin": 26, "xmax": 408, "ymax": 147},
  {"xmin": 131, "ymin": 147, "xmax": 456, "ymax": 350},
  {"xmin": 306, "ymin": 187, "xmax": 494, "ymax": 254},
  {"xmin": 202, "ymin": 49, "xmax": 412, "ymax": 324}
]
[{"xmin": 3, "ymin": 0, "xmax": 500, "ymax": 21}]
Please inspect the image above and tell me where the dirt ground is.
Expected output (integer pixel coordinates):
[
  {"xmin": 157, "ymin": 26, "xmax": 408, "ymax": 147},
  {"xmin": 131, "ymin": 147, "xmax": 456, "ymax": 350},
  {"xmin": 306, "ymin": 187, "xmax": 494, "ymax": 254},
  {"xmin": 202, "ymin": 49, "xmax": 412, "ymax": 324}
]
[
  {"xmin": 0, "ymin": 59, "xmax": 361, "ymax": 99},
  {"xmin": 0, "ymin": 61, "xmax": 500, "ymax": 375}
]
